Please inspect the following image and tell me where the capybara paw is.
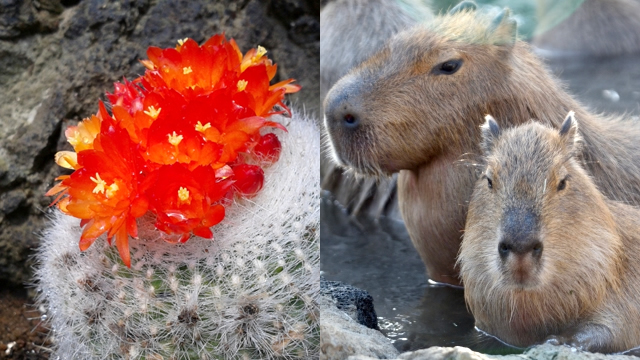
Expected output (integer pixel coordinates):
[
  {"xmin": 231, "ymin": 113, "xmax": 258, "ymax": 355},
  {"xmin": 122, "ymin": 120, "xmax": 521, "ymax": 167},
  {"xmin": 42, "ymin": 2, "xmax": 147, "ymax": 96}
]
[
  {"xmin": 544, "ymin": 335, "xmax": 566, "ymax": 347},
  {"xmin": 544, "ymin": 334, "xmax": 587, "ymax": 350},
  {"xmin": 544, "ymin": 334, "xmax": 598, "ymax": 352}
]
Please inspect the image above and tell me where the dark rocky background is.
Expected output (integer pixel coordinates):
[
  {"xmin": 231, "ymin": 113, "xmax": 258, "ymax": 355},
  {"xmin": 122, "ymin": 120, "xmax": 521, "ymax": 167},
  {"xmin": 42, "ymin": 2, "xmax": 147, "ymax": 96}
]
[
  {"xmin": 0, "ymin": 0, "xmax": 319, "ymax": 287},
  {"xmin": 0, "ymin": 0, "xmax": 318, "ymax": 356}
]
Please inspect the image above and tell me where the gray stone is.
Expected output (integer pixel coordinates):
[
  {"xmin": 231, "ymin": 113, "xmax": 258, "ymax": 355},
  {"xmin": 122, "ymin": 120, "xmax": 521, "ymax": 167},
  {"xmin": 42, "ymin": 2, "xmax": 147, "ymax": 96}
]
[
  {"xmin": 0, "ymin": 0, "xmax": 319, "ymax": 286},
  {"xmin": 320, "ymin": 295, "xmax": 399, "ymax": 360},
  {"xmin": 321, "ymin": 276, "xmax": 380, "ymax": 330},
  {"xmin": 348, "ymin": 344, "xmax": 640, "ymax": 360}
]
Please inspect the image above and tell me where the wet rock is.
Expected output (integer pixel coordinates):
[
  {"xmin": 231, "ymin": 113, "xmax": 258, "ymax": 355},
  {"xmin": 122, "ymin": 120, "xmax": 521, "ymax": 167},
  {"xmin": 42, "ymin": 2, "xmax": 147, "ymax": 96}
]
[
  {"xmin": 321, "ymin": 276, "xmax": 379, "ymax": 330},
  {"xmin": 320, "ymin": 295, "xmax": 399, "ymax": 360},
  {"xmin": 348, "ymin": 344, "xmax": 640, "ymax": 360},
  {"xmin": 0, "ymin": 0, "xmax": 319, "ymax": 286}
]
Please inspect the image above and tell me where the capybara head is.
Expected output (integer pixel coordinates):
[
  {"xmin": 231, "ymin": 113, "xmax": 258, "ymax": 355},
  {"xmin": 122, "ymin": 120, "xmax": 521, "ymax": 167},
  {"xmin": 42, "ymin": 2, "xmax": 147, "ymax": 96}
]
[
  {"xmin": 459, "ymin": 112, "xmax": 623, "ymax": 346},
  {"xmin": 324, "ymin": 2, "xmax": 523, "ymax": 175}
]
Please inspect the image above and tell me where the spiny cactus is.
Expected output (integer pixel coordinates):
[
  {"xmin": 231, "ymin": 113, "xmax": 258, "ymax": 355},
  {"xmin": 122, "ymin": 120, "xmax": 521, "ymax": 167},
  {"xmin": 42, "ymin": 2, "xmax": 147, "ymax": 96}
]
[{"xmin": 35, "ymin": 111, "xmax": 320, "ymax": 359}]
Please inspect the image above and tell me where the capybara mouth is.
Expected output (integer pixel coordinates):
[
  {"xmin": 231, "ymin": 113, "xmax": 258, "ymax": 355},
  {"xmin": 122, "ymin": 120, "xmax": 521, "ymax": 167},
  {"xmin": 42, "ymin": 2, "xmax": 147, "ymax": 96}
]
[
  {"xmin": 503, "ymin": 256, "xmax": 541, "ymax": 288},
  {"xmin": 324, "ymin": 123, "xmax": 391, "ymax": 176}
]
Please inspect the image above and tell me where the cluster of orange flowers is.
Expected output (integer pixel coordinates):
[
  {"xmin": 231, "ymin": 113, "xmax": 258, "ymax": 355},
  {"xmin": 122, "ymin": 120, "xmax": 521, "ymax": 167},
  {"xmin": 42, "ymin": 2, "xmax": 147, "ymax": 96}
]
[{"xmin": 46, "ymin": 35, "xmax": 300, "ymax": 267}]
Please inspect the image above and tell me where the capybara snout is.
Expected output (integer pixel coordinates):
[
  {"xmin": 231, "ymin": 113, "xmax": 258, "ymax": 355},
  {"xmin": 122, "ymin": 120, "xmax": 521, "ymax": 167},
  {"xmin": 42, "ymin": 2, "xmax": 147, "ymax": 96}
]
[{"xmin": 499, "ymin": 206, "xmax": 542, "ymax": 259}]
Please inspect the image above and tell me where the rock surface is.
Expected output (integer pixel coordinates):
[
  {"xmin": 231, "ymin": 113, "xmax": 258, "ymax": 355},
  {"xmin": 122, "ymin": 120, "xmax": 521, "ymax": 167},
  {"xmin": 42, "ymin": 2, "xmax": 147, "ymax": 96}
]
[
  {"xmin": 348, "ymin": 344, "xmax": 640, "ymax": 360},
  {"xmin": 320, "ymin": 294, "xmax": 399, "ymax": 360},
  {"xmin": 321, "ymin": 276, "xmax": 380, "ymax": 330},
  {"xmin": 0, "ymin": 0, "xmax": 319, "ymax": 286}
]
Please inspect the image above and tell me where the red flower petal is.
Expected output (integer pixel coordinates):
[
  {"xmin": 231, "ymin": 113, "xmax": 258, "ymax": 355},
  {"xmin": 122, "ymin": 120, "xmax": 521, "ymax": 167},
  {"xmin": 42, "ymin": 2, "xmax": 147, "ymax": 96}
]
[
  {"xmin": 232, "ymin": 164, "xmax": 264, "ymax": 197},
  {"xmin": 254, "ymin": 133, "xmax": 282, "ymax": 162}
]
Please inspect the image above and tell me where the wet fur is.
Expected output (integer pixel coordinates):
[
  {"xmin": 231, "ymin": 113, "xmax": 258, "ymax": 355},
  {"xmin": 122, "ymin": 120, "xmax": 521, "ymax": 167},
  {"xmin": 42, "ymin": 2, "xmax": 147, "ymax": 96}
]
[
  {"xmin": 460, "ymin": 119, "xmax": 640, "ymax": 352},
  {"xmin": 324, "ymin": 8, "xmax": 640, "ymax": 285}
]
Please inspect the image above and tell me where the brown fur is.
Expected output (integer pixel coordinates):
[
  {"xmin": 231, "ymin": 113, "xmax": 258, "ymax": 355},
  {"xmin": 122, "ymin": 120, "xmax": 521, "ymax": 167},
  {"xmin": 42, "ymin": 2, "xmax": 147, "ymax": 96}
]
[
  {"xmin": 324, "ymin": 8, "xmax": 640, "ymax": 285},
  {"xmin": 460, "ymin": 115, "xmax": 640, "ymax": 352}
]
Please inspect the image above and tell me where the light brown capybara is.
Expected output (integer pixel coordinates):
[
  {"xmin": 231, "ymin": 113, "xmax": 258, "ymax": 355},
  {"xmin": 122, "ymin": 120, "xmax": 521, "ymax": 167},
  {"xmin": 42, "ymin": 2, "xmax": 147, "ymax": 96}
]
[
  {"xmin": 459, "ymin": 112, "xmax": 640, "ymax": 353},
  {"xmin": 323, "ymin": 2, "xmax": 640, "ymax": 286}
]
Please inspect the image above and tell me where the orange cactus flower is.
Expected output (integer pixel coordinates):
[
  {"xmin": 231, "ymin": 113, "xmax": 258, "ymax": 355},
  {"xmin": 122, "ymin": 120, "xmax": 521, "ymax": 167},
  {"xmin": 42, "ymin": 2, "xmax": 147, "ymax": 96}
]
[{"xmin": 47, "ymin": 34, "xmax": 297, "ymax": 267}]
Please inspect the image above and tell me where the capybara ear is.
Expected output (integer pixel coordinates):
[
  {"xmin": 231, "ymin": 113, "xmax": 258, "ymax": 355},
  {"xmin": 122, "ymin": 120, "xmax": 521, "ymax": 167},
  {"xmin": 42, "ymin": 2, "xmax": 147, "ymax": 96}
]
[
  {"xmin": 481, "ymin": 115, "xmax": 501, "ymax": 154},
  {"xmin": 559, "ymin": 111, "xmax": 581, "ymax": 151},
  {"xmin": 488, "ymin": 8, "xmax": 517, "ymax": 46},
  {"xmin": 449, "ymin": 1, "xmax": 477, "ymax": 15}
]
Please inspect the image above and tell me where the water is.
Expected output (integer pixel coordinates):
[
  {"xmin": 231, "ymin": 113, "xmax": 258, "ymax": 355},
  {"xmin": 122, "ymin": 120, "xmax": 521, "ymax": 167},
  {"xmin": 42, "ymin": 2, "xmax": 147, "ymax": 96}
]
[
  {"xmin": 320, "ymin": 53, "xmax": 640, "ymax": 354},
  {"xmin": 320, "ymin": 194, "xmax": 522, "ymax": 354}
]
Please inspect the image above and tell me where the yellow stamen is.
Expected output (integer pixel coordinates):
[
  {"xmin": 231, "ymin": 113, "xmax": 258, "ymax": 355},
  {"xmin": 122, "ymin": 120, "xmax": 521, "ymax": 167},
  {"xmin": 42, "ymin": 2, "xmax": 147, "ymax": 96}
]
[
  {"xmin": 54, "ymin": 151, "xmax": 78, "ymax": 169},
  {"xmin": 144, "ymin": 106, "xmax": 161, "ymax": 119},
  {"xmin": 256, "ymin": 46, "xmax": 267, "ymax": 57},
  {"xmin": 168, "ymin": 131, "xmax": 183, "ymax": 146},
  {"xmin": 177, "ymin": 38, "xmax": 189, "ymax": 46},
  {"xmin": 178, "ymin": 187, "xmax": 190, "ymax": 204},
  {"xmin": 106, "ymin": 182, "xmax": 119, "ymax": 198},
  {"xmin": 183, "ymin": 66, "xmax": 193, "ymax": 75},
  {"xmin": 237, "ymin": 80, "xmax": 248, "ymax": 92},
  {"xmin": 90, "ymin": 173, "xmax": 107, "ymax": 194},
  {"xmin": 195, "ymin": 121, "xmax": 211, "ymax": 133}
]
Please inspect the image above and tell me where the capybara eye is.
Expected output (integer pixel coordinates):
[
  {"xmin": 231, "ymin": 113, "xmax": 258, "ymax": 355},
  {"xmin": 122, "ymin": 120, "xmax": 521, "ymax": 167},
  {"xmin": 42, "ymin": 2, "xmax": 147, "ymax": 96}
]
[
  {"xmin": 435, "ymin": 60, "xmax": 462, "ymax": 75},
  {"xmin": 557, "ymin": 176, "xmax": 570, "ymax": 191}
]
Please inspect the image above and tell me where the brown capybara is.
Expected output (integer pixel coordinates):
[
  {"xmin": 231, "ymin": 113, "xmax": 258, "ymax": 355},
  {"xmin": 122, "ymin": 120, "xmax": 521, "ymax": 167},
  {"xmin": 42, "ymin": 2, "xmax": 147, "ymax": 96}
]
[
  {"xmin": 459, "ymin": 112, "xmax": 640, "ymax": 353},
  {"xmin": 323, "ymin": 2, "xmax": 640, "ymax": 286},
  {"xmin": 534, "ymin": 0, "xmax": 640, "ymax": 56}
]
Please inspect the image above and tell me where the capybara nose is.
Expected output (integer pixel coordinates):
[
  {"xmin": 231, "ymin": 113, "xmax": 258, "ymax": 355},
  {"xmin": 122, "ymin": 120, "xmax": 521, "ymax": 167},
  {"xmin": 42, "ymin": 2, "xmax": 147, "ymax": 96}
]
[
  {"xmin": 498, "ymin": 239, "xmax": 543, "ymax": 258},
  {"xmin": 499, "ymin": 207, "xmax": 542, "ymax": 259},
  {"xmin": 324, "ymin": 75, "xmax": 364, "ymax": 131}
]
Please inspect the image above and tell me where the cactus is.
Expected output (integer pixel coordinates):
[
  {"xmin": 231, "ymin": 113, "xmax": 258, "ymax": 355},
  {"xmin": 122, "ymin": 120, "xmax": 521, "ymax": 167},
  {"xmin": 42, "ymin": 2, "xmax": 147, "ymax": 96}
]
[
  {"xmin": 36, "ymin": 110, "xmax": 320, "ymax": 359},
  {"xmin": 35, "ymin": 34, "xmax": 318, "ymax": 359}
]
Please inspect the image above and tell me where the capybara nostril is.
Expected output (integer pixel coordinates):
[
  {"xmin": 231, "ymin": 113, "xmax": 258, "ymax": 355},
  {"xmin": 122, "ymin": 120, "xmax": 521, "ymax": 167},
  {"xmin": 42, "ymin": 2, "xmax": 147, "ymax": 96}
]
[
  {"xmin": 498, "ymin": 241, "xmax": 511, "ymax": 258},
  {"xmin": 324, "ymin": 73, "xmax": 367, "ymax": 132},
  {"xmin": 499, "ymin": 238, "xmax": 543, "ymax": 258},
  {"xmin": 531, "ymin": 242, "xmax": 543, "ymax": 257},
  {"xmin": 343, "ymin": 113, "xmax": 359, "ymax": 128}
]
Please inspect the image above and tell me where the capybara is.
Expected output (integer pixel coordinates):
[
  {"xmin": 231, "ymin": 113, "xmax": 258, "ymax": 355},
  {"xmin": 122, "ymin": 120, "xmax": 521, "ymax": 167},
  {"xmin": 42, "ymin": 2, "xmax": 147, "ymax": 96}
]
[
  {"xmin": 323, "ymin": 3, "xmax": 640, "ymax": 285},
  {"xmin": 320, "ymin": 0, "xmax": 431, "ymax": 218},
  {"xmin": 459, "ymin": 112, "xmax": 640, "ymax": 353},
  {"xmin": 534, "ymin": 0, "xmax": 640, "ymax": 56}
]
